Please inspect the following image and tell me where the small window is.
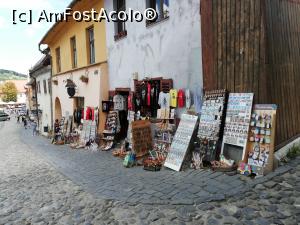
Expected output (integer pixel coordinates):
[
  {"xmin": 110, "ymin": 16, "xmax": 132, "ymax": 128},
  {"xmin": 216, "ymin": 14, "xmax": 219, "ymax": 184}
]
[
  {"xmin": 86, "ymin": 27, "xmax": 95, "ymax": 64},
  {"xmin": 113, "ymin": 0, "xmax": 127, "ymax": 41},
  {"xmin": 37, "ymin": 81, "xmax": 41, "ymax": 94},
  {"xmin": 43, "ymin": 80, "xmax": 47, "ymax": 94},
  {"xmin": 55, "ymin": 47, "xmax": 61, "ymax": 73},
  {"xmin": 70, "ymin": 36, "xmax": 77, "ymax": 68},
  {"xmin": 48, "ymin": 79, "xmax": 51, "ymax": 94},
  {"xmin": 146, "ymin": 0, "xmax": 169, "ymax": 26}
]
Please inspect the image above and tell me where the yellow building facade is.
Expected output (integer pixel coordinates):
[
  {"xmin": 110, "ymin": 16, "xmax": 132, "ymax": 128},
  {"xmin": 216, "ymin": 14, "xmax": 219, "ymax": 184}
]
[{"xmin": 40, "ymin": 0, "xmax": 109, "ymax": 132}]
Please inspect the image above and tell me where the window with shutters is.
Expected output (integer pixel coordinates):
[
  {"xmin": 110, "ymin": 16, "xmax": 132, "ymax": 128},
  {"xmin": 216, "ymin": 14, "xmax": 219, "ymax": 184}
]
[
  {"xmin": 55, "ymin": 47, "xmax": 61, "ymax": 73},
  {"xmin": 113, "ymin": 0, "xmax": 127, "ymax": 41},
  {"xmin": 37, "ymin": 81, "xmax": 41, "ymax": 94},
  {"xmin": 48, "ymin": 79, "xmax": 51, "ymax": 94},
  {"xmin": 146, "ymin": 0, "xmax": 169, "ymax": 26},
  {"xmin": 70, "ymin": 36, "xmax": 77, "ymax": 68},
  {"xmin": 43, "ymin": 80, "xmax": 47, "ymax": 94},
  {"xmin": 86, "ymin": 26, "xmax": 95, "ymax": 64}
]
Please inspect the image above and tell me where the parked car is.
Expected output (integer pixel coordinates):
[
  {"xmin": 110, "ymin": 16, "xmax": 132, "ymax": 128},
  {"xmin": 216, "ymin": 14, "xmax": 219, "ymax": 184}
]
[{"xmin": 0, "ymin": 111, "xmax": 10, "ymax": 121}]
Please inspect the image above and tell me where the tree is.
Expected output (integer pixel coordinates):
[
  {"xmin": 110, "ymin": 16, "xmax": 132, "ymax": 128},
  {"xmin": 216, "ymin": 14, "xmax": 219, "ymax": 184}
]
[{"xmin": 0, "ymin": 82, "xmax": 18, "ymax": 102}]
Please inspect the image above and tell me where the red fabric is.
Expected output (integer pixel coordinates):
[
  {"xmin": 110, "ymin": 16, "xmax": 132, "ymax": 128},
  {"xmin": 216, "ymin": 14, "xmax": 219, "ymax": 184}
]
[
  {"xmin": 91, "ymin": 108, "xmax": 95, "ymax": 121},
  {"xmin": 86, "ymin": 107, "xmax": 94, "ymax": 120},
  {"xmin": 128, "ymin": 94, "xmax": 133, "ymax": 111},
  {"xmin": 147, "ymin": 83, "xmax": 151, "ymax": 106},
  {"xmin": 86, "ymin": 107, "xmax": 90, "ymax": 120},
  {"xmin": 178, "ymin": 89, "xmax": 185, "ymax": 108}
]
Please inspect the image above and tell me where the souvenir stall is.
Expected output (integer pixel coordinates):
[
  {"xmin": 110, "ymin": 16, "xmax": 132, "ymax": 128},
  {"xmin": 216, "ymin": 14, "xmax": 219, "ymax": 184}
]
[
  {"xmin": 107, "ymin": 76, "xmax": 195, "ymax": 170},
  {"xmin": 66, "ymin": 106, "xmax": 99, "ymax": 149},
  {"xmin": 103, "ymin": 79, "xmax": 279, "ymax": 177}
]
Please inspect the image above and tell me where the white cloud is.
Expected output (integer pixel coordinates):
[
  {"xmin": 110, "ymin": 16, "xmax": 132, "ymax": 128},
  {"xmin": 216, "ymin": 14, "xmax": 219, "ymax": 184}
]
[{"xmin": 0, "ymin": 0, "xmax": 54, "ymax": 11}]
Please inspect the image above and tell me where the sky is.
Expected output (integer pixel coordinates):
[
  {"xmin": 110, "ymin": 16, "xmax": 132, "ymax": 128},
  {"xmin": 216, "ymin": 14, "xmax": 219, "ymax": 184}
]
[{"xmin": 0, "ymin": 0, "xmax": 70, "ymax": 75}]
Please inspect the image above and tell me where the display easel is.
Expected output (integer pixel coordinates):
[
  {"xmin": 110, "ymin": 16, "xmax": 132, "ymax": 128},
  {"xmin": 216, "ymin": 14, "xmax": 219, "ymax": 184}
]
[
  {"xmin": 221, "ymin": 93, "xmax": 254, "ymax": 163},
  {"xmin": 164, "ymin": 114, "xmax": 199, "ymax": 172},
  {"xmin": 131, "ymin": 120, "xmax": 153, "ymax": 158},
  {"xmin": 245, "ymin": 104, "xmax": 277, "ymax": 175},
  {"xmin": 197, "ymin": 89, "xmax": 228, "ymax": 162}
]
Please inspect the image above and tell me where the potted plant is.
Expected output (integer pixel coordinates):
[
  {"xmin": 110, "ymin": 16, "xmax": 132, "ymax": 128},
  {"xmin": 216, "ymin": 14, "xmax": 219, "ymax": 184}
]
[{"xmin": 80, "ymin": 75, "xmax": 89, "ymax": 83}]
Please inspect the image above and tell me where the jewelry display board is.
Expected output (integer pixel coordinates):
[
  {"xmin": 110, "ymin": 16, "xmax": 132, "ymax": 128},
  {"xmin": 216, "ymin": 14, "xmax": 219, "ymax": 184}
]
[
  {"xmin": 164, "ymin": 114, "xmax": 199, "ymax": 172},
  {"xmin": 100, "ymin": 111, "xmax": 119, "ymax": 151},
  {"xmin": 221, "ymin": 93, "xmax": 254, "ymax": 161},
  {"xmin": 246, "ymin": 104, "xmax": 277, "ymax": 175},
  {"xmin": 90, "ymin": 120, "xmax": 97, "ymax": 140},
  {"xmin": 126, "ymin": 111, "xmax": 135, "ymax": 147},
  {"xmin": 197, "ymin": 89, "xmax": 228, "ymax": 161},
  {"xmin": 131, "ymin": 120, "xmax": 153, "ymax": 158},
  {"xmin": 84, "ymin": 120, "xmax": 92, "ymax": 141}
]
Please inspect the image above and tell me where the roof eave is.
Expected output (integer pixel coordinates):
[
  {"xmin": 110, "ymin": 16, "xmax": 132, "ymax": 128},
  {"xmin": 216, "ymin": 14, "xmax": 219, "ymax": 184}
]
[{"xmin": 39, "ymin": 0, "xmax": 79, "ymax": 45}]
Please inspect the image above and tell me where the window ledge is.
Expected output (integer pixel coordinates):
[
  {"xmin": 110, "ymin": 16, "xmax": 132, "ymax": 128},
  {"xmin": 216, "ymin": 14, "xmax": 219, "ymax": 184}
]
[
  {"xmin": 114, "ymin": 30, "xmax": 128, "ymax": 42},
  {"xmin": 146, "ymin": 16, "xmax": 169, "ymax": 28}
]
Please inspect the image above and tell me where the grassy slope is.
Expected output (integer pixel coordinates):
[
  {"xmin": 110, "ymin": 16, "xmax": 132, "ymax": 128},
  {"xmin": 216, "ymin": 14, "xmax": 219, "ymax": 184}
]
[{"xmin": 0, "ymin": 69, "xmax": 27, "ymax": 81}]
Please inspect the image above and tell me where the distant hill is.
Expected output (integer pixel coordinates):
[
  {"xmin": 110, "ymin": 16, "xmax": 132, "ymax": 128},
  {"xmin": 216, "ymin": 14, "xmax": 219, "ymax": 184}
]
[{"xmin": 0, "ymin": 69, "xmax": 27, "ymax": 81}]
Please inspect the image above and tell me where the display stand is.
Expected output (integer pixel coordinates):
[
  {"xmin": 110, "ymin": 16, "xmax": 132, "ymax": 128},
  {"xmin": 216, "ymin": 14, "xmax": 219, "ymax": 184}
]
[
  {"xmin": 152, "ymin": 120, "xmax": 176, "ymax": 161},
  {"xmin": 131, "ymin": 120, "xmax": 153, "ymax": 158},
  {"xmin": 245, "ymin": 104, "xmax": 277, "ymax": 175},
  {"xmin": 197, "ymin": 89, "xmax": 228, "ymax": 162},
  {"xmin": 221, "ymin": 93, "xmax": 254, "ymax": 163},
  {"xmin": 100, "ymin": 111, "xmax": 119, "ymax": 151},
  {"xmin": 164, "ymin": 114, "xmax": 199, "ymax": 172},
  {"xmin": 126, "ymin": 111, "xmax": 135, "ymax": 149}
]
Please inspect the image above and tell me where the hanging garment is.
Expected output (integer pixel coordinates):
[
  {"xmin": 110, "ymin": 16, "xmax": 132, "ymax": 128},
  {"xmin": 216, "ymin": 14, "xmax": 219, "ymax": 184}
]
[
  {"xmin": 140, "ymin": 82, "xmax": 147, "ymax": 106},
  {"xmin": 78, "ymin": 108, "xmax": 83, "ymax": 122},
  {"xmin": 158, "ymin": 91, "xmax": 170, "ymax": 109},
  {"xmin": 178, "ymin": 89, "xmax": 185, "ymax": 108},
  {"xmin": 86, "ymin": 107, "xmax": 91, "ymax": 120},
  {"xmin": 169, "ymin": 89, "xmax": 178, "ymax": 108},
  {"xmin": 91, "ymin": 108, "xmax": 95, "ymax": 121},
  {"xmin": 194, "ymin": 86, "xmax": 203, "ymax": 114},
  {"xmin": 73, "ymin": 109, "xmax": 78, "ymax": 123},
  {"xmin": 154, "ymin": 81, "xmax": 160, "ymax": 107},
  {"xmin": 150, "ymin": 82, "xmax": 159, "ymax": 117},
  {"xmin": 81, "ymin": 108, "xmax": 85, "ymax": 120},
  {"xmin": 128, "ymin": 93, "xmax": 133, "ymax": 111},
  {"xmin": 134, "ymin": 95, "xmax": 142, "ymax": 112},
  {"xmin": 147, "ymin": 82, "xmax": 151, "ymax": 106},
  {"xmin": 185, "ymin": 89, "xmax": 192, "ymax": 109}
]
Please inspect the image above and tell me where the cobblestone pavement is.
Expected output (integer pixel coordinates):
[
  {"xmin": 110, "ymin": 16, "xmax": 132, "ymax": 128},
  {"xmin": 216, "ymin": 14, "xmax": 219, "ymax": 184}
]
[
  {"xmin": 0, "ymin": 120, "xmax": 299, "ymax": 224},
  {"xmin": 19, "ymin": 121, "xmax": 293, "ymax": 205}
]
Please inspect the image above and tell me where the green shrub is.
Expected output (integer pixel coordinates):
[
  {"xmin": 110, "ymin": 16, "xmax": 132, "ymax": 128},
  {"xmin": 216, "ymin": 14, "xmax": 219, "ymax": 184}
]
[{"xmin": 287, "ymin": 144, "xmax": 300, "ymax": 159}]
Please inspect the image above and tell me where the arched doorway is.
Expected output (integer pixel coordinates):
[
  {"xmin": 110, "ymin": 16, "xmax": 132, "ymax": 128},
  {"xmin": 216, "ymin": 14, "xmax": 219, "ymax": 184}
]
[{"xmin": 54, "ymin": 97, "xmax": 62, "ymax": 120}]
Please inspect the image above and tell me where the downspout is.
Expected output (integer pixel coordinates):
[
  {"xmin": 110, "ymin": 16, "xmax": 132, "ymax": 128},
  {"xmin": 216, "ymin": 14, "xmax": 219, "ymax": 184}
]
[
  {"xmin": 33, "ymin": 77, "xmax": 40, "ymax": 131},
  {"xmin": 49, "ymin": 57, "xmax": 54, "ymax": 132}
]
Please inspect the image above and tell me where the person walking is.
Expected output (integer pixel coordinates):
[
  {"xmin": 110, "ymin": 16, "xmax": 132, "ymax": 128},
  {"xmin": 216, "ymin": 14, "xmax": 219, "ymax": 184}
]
[
  {"xmin": 23, "ymin": 117, "xmax": 27, "ymax": 129},
  {"xmin": 32, "ymin": 120, "xmax": 38, "ymax": 136},
  {"xmin": 52, "ymin": 119, "xmax": 60, "ymax": 144}
]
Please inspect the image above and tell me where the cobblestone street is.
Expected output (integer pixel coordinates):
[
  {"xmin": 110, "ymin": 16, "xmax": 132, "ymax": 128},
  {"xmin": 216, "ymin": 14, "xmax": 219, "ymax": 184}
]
[{"xmin": 0, "ymin": 120, "xmax": 299, "ymax": 225}]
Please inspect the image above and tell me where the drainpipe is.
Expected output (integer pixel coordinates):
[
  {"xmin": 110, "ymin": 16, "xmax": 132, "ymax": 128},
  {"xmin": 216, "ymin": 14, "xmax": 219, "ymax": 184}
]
[
  {"xmin": 33, "ymin": 77, "xmax": 40, "ymax": 131},
  {"xmin": 48, "ymin": 57, "xmax": 54, "ymax": 132}
]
